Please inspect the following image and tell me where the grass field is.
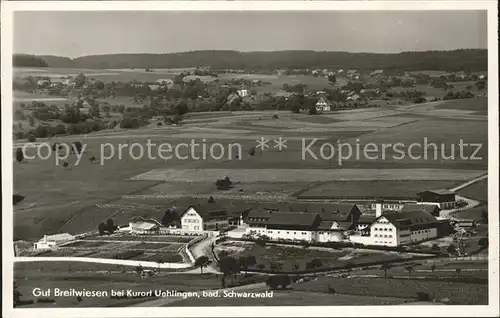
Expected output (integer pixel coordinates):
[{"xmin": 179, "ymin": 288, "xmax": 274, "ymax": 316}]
[
  {"xmin": 436, "ymin": 97, "xmax": 488, "ymax": 115},
  {"xmin": 295, "ymin": 180, "xmax": 462, "ymax": 200},
  {"xmin": 216, "ymin": 241, "xmax": 413, "ymax": 272},
  {"xmin": 13, "ymin": 97, "xmax": 487, "ymax": 240},
  {"xmin": 458, "ymin": 178, "xmax": 488, "ymax": 202},
  {"xmin": 171, "ymin": 290, "xmax": 408, "ymax": 306},
  {"xmin": 293, "ymin": 276, "xmax": 488, "ymax": 305},
  {"xmin": 14, "ymin": 262, "xmax": 222, "ymax": 307}
]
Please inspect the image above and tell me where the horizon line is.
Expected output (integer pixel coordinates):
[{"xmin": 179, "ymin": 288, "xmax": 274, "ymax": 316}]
[{"xmin": 14, "ymin": 48, "xmax": 487, "ymax": 60}]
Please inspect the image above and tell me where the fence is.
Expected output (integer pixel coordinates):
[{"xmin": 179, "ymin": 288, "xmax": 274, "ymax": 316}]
[{"xmin": 14, "ymin": 256, "xmax": 191, "ymax": 269}]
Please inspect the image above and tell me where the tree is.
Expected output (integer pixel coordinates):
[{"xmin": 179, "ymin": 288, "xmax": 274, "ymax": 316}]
[
  {"xmin": 308, "ymin": 104, "xmax": 317, "ymax": 115},
  {"xmin": 430, "ymin": 264, "xmax": 436, "ymax": 273},
  {"xmin": 157, "ymin": 259, "xmax": 164, "ymax": 273},
  {"xmin": 380, "ymin": 263, "xmax": 392, "ymax": 278},
  {"xmin": 176, "ymin": 101, "xmax": 189, "ymax": 115},
  {"xmin": 405, "ymin": 265, "xmax": 415, "ymax": 278},
  {"xmin": 310, "ymin": 258, "xmax": 322, "ymax": 270},
  {"xmin": 161, "ymin": 208, "xmax": 179, "ymax": 227},
  {"xmin": 74, "ymin": 73, "xmax": 87, "ymax": 88},
  {"xmin": 89, "ymin": 156, "xmax": 97, "ymax": 164},
  {"xmin": 194, "ymin": 256, "xmax": 211, "ymax": 274},
  {"xmin": 106, "ymin": 218, "xmax": 115, "ymax": 234},
  {"xmin": 431, "ymin": 244, "xmax": 440, "ymax": 251},
  {"xmin": 248, "ymin": 146, "xmax": 256, "ymax": 156},
  {"xmin": 135, "ymin": 265, "xmax": 143, "ymax": 275},
  {"xmin": 208, "ymin": 196, "xmax": 215, "ymax": 204},
  {"xmin": 98, "ymin": 223, "xmax": 106, "ymax": 235},
  {"xmin": 16, "ymin": 148, "xmax": 24, "ymax": 163},
  {"xmin": 478, "ymin": 237, "xmax": 488, "ymax": 248},
  {"xmin": 292, "ymin": 263, "xmax": 300, "ymax": 271},
  {"xmin": 26, "ymin": 133, "xmax": 36, "ymax": 142},
  {"xmin": 416, "ymin": 292, "xmax": 431, "ymax": 301},
  {"xmin": 447, "ymin": 244, "xmax": 456, "ymax": 256},
  {"xmin": 475, "ymin": 80, "xmax": 486, "ymax": 90},
  {"xmin": 266, "ymin": 275, "xmax": 291, "ymax": 290},
  {"xmin": 245, "ymin": 255, "xmax": 257, "ymax": 271},
  {"xmin": 72, "ymin": 141, "xmax": 83, "ymax": 154},
  {"xmin": 219, "ymin": 256, "xmax": 240, "ymax": 285},
  {"xmin": 328, "ymin": 74, "xmax": 337, "ymax": 85},
  {"xmin": 455, "ymin": 268, "xmax": 462, "ymax": 278},
  {"xmin": 481, "ymin": 209, "xmax": 488, "ymax": 223},
  {"xmin": 13, "ymin": 281, "xmax": 22, "ymax": 307}
]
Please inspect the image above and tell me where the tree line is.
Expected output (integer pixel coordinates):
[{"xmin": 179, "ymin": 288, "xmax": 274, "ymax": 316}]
[{"xmin": 17, "ymin": 49, "xmax": 487, "ymax": 72}]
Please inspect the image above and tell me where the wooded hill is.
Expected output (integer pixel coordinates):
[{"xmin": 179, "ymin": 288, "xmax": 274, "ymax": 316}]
[{"xmin": 15, "ymin": 49, "xmax": 487, "ymax": 71}]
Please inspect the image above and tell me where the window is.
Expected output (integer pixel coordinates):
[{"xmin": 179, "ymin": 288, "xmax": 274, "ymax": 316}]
[
  {"xmin": 389, "ymin": 235, "xmax": 392, "ymax": 238},
  {"xmin": 302, "ymin": 232, "xmax": 307, "ymax": 235},
  {"xmin": 389, "ymin": 228, "xmax": 393, "ymax": 232},
  {"xmin": 287, "ymin": 231, "xmax": 289, "ymax": 234},
  {"xmin": 294, "ymin": 232, "xmax": 296, "ymax": 234},
  {"xmin": 384, "ymin": 228, "xmax": 387, "ymax": 231}
]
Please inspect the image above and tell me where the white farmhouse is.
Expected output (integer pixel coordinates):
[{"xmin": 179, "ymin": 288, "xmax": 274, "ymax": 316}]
[
  {"xmin": 180, "ymin": 204, "xmax": 231, "ymax": 233},
  {"xmin": 237, "ymin": 89, "xmax": 249, "ymax": 97},
  {"xmin": 315, "ymin": 97, "xmax": 331, "ymax": 112},
  {"xmin": 34, "ymin": 233, "xmax": 75, "ymax": 250}
]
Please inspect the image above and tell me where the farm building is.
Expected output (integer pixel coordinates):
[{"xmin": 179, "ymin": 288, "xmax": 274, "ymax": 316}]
[
  {"xmin": 244, "ymin": 204, "xmax": 371, "ymax": 243},
  {"xmin": 180, "ymin": 203, "xmax": 232, "ymax": 232},
  {"xmin": 417, "ymin": 189, "xmax": 456, "ymax": 209},
  {"xmin": 129, "ymin": 221, "xmax": 160, "ymax": 234},
  {"xmin": 401, "ymin": 203, "xmax": 441, "ymax": 217},
  {"xmin": 370, "ymin": 70, "xmax": 384, "ymax": 76},
  {"xmin": 148, "ymin": 84, "xmax": 161, "ymax": 91},
  {"xmin": 350, "ymin": 210, "xmax": 443, "ymax": 247},
  {"xmin": 237, "ymin": 89, "xmax": 249, "ymax": 97},
  {"xmin": 370, "ymin": 202, "xmax": 404, "ymax": 213},
  {"xmin": 315, "ymin": 97, "xmax": 331, "ymax": 112},
  {"xmin": 34, "ymin": 233, "xmax": 75, "ymax": 250}
]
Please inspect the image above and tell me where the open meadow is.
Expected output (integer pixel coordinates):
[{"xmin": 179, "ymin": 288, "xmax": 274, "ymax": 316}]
[{"xmin": 13, "ymin": 89, "xmax": 488, "ymax": 240}]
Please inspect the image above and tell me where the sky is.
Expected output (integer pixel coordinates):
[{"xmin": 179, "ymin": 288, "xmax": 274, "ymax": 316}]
[{"xmin": 13, "ymin": 11, "xmax": 487, "ymax": 58}]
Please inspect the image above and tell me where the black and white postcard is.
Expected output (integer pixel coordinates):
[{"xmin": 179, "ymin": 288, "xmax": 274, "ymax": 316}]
[{"xmin": 1, "ymin": 1, "xmax": 498, "ymax": 317}]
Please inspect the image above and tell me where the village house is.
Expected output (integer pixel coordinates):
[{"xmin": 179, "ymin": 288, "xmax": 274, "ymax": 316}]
[
  {"xmin": 34, "ymin": 233, "xmax": 75, "ymax": 250},
  {"xmin": 315, "ymin": 97, "xmax": 332, "ymax": 112},
  {"xmin": 237, "ymin": 89, "xmax": 249, "ymax": 97},
  {"xmin": 129, "ymin": 221, "xmax": 161, "ymax": 235},
  {"xmin": 370, "ymin": 70, "xmax": 384, "ymax": 77},
  {"xmin": 417, "ymin": 189, "xmax": 456, "ymax": 209},
  {"xmin": 349, "ymin": 208, "xmax": 446, "ymax": 247},
  {"xmin": 180, "ymin": 203, "xmax": 233, "ymax": 232},
  {"xmin": 156, "ymin": 79, "xmax": 174, "ymax": 88}
]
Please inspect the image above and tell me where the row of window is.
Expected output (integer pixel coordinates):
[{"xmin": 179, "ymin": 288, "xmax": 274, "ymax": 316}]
[
  {"xmin": 374, "ymin": 234, "xmax": 392, "ymax": 238},
  {"xmin": 373, "ymin": 227, "xmax": 393, "ymax": 232},
  {"xmin": 184, "ymin": 219, "xmax": 199, "ymax": 223},
  {"xmin": 374, "ymin": 241, "xmax": 390, "ymax": 244},
  {"xmin": 413, "ymin": 229, "xmax": 431, "ymax": 234},
  {"xmin": 267, "ymin": 231, "xmax": 308, "ymax": 235}
]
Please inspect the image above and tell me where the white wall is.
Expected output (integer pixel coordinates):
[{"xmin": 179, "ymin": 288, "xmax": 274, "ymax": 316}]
[
  {"xmin": 410, "ymin": 228, "xmax": 438, "ymax": 242},
  {"xmin": 316, "ymin": 231, "xmax": 343, "ymax": 242},
  {"xmin": 181, "ymin": 207, "xmax": 204, "ymax": 232},
  {"xmin": 418, "ymin": 201, "xmax": 454, "ymax": 210}
]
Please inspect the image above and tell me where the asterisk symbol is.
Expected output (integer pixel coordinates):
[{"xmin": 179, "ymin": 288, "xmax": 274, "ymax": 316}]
[
  {"xmin": 256, "ymin": 137, "xmax": 270, "ymax": 151},
  {"xmin": 274, "ymin": 137, "xmax": 287, "ymax": 151}
]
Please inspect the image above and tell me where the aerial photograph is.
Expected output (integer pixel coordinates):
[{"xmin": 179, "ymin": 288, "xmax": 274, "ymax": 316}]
[{"xmin": 8, "ymin": 9, "xmax": 491, "ymax": 309}]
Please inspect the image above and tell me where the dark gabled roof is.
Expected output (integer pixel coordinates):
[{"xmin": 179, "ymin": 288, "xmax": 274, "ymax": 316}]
[
  {"xmin": 181, "ymin": 204, "xmax": 228, "ymax": 221},
  {"xmin": 381, "ymin": 210, "xmax": 439, "ymax": 229},
  {"xmin": 358, "ymin": 215, "xmax": 377, "ymax": 224},
  {"xmin": 245, "ymin": 209, "xmax": 273, "ymax": 220},
  {"xmin": 401, "ymin": 204, "xmax": 440, "ymax": 214},
  {"xmin": 419, "ymin": 189, "xmax": 455, "ymax": 195},
  {"xmin": 266, "ymin": 212, "xmax": 319, "ymax": 228},
  {"xmin": 319, "ymin": 204, "xmax": 359, "ymax": 221}
]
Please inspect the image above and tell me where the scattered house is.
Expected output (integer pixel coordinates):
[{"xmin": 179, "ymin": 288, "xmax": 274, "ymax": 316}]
[
  {"xmin": 350, "ymin": 209, "xmax": 443, "ymax": 247},
  {"xmin": 370, "ymin": 70, "xmax": 384, "ymax": 76},
  {"xmin": 180, "ymin": 203, "xmax": 231, "ymax": 232},
  {"xmin": 401, "ymin": 203, "xmax": 441, "ymax": 217},
  {"xmin": 156, "ymin": 79, "xmax": 174, "ymax": 88},
  {"xmin": 478, "ymin": 74, "xmax": 485, "ymax": 80},
  {"xmin": 34, "ymin": 233, "xmax": 74, "ymax": 249},
  {"xmin": 346, "ymin": 94, "xmax": 360, "ymax": 101},
  {"xmin": 148, "ymin": 84, "xmax": 161, "ymax": 91},
  {"xmin": 337, "ymin": 69, "xmax": 344, "ymax": 74},
  {"xmin": 315, "ymin": 97, "xmax": 332, "ymax": 112},
  {"xmin": 36, "ymin": 79, "xmax": 50, "ymax": 87},
  {"xmin": 237, "ymin": 89, "xmax": 249, "ymax": 97},
  {"xmin": 129, "ymin": 221, "xmax": 160, "ymax": 234},
  {"xmin": 416, "ymin": 189, "xmax": 456, "ymax": 209},
  {"xmin": 311, "ymin": 70, "xmax": 320, "ymax": 76}
]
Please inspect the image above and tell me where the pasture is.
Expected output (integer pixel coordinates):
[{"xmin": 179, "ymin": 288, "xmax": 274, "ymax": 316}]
[
  {"xmin": 458, "ymin": 177, "xmax": 488, "ymax": 202},
  {"xmin": 14, "ymin": 262, "xmax": 222, "ymax": 307},
  {"xmin": 293, "ymin": 276, "xmax": 488, "ymax": 305},
  {"xmin": 215, "ymin": 241, "xmax": 413, "ymax": 272},
  {"xmin": 13, "ymin": 99, "xmax": 488, "ymax": 240}
]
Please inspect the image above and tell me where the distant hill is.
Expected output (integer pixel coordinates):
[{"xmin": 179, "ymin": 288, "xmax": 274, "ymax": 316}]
[
  {"xmin": 14, "ymin": 49, "xmax": 487, "ymax": 71},
  {"xmin": 13, "ymin": 54, "xmax": 48, "ymax": 67}
]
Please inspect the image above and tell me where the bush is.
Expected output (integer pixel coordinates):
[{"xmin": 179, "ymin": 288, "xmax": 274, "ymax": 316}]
[
  {"xmin": 26, "ymin": 133, "xmax": 36, "ymax": 142},
  {"xmin": 36, "ymin": 298, "xmax": 56, "ymax": 303},
  {"xmin": 417, "ymin": 292, "xmax": 431, "ymax": 301},
  {"xmin": 327, "ymin": 286, "xmax": 336, "ymax": 294}
]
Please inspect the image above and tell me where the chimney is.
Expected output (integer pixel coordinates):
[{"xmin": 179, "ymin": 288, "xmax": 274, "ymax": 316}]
[{"xmin": 375, "ymin": 201, "xmax": 383, "ymax": 217}]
